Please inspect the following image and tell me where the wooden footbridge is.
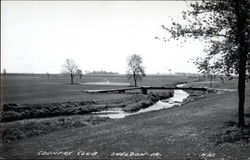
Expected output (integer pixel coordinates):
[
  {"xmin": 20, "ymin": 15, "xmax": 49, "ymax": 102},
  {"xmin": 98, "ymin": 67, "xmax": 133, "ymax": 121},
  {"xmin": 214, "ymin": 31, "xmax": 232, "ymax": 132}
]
[{"xmin": 82, "ymin": 86, "xmax": 208, "ymax": 95}]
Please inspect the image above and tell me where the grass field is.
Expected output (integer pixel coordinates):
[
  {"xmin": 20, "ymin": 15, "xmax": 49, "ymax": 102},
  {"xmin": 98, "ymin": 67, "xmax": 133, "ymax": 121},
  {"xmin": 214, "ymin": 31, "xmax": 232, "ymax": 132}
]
[
  {"xmin": 2, "ymin": 74, "xmax": 199, "ymax": 104},
  {"xmin": 1, "ymin": 74, "xmax": 187, "ymax": 140},
  {"xmin": 2, "ymin": 80, "xmax": 249, "ymax": 159},
  {"xmin": 1, "ymin": 73, "xmax": 250, "ymax": 159},
  {"xmin": 1, "ymin": 74, "xmax": 239, "ymax": 136}
]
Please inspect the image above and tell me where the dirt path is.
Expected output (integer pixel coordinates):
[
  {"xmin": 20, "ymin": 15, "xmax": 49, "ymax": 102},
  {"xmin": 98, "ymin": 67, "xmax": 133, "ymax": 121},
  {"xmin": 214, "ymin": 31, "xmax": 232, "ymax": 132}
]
[{"xmin": 2, "ymin": 91, "xmax": 250, "ymax": 159}]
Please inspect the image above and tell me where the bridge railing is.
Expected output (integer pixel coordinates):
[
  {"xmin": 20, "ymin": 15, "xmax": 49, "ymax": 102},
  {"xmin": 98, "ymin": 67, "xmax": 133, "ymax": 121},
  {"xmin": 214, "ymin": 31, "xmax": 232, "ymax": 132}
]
[{"xmin": 82, "ymin": 86, "xmax": 208, "ymax": 94}]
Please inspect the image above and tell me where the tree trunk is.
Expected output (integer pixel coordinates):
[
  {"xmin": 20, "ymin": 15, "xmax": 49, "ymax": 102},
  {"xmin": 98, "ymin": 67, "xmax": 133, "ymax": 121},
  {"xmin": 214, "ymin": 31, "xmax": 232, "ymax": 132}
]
[
  {"xmin": 133, "ymin": 72, "xmax": 137, "ymax": 87},
  {"xmin": 237, "ymin": 34, "xmax": 247, "ymax": 127},
  {"xmin": 238, "ymin": 56, "xmax": 246, "ymax": 127},
  {"xmin": 236, "ymin": 0, "xmax": 247, "ymax": 127},
  {"xmin": 209, "ymin": 74, "xmax": 213, "ymax": 87},
  {"xmin": 71, "ymin": 74, "xmax": 74, "ymax": 85}
]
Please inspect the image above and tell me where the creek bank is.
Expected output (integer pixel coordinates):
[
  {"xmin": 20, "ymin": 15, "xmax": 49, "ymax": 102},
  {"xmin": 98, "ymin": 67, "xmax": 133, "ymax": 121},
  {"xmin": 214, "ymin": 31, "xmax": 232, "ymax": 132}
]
[
  {"xmin": 2, "ymin": 91, "xmax": 173, "ymax": 122},
  {"xmin": 122, "ymin": 91, "xmax": 174, "ymax": 113},
  {"xmin": 1, "ymin": 91, "xmax": 173, "ymax": 141},
  {"xmin": 2, "ymin": 115, "xmax": 109, "ymax": 141},
  {"xmin": 94, "ymin": 84, "xmax": 189, "ymax": 119}
]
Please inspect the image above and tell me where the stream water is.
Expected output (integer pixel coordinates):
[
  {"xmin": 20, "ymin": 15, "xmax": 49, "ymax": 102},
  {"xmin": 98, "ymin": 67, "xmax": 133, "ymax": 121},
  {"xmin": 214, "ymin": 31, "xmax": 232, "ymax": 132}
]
[{"xmin": 92, "ymin": 84, "xmax": 189, "ymax": 119}]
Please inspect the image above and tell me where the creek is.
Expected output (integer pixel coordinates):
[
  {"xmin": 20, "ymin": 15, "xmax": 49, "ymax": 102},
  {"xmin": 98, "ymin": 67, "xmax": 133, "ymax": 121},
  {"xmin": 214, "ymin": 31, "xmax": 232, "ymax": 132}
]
[{"xmin": 92, "ymin": 84, "xmax": 189, "ymax": 119}]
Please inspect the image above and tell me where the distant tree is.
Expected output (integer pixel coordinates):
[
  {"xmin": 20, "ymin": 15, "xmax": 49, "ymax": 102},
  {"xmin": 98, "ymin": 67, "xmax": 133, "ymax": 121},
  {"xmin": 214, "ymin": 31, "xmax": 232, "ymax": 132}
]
[
  {"xmin": 194, "ymin": 57, "xmax": 216, "ymax": 87},
  {"xmin": 86, "ymin": 70, "xmax": 118, "ymax": 75},
  {"xmin": 46, "ymin": 72, "xmax": 50, "ymax": 79},
  {"xmin": 62, "ymin": 59, "xmax": 78, "ymax": 85},
  {"xmin": 76, "ymin": 69, "xmax": 83, "ymax": 79},
  {"xmin": 127, "ymin": 54, "xmax": 146, "ymax": 87},
  {"xmin": 84, "ymin": 70, "xmax": 89, "ymax": 74},
  {"xmin": 157, "ymin": 0, "xmax": 250, "ymax": 127},
  {"xmin": 3, "ymin": 69, "xmax": 6, "ymax": 77}
]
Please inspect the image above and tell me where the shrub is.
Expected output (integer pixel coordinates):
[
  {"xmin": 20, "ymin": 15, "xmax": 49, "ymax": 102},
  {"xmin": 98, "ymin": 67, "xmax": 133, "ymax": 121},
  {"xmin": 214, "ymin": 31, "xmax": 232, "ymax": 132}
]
[{"xmin": 2, "ymin": 111, "xmax": 23, "ymax": 122}]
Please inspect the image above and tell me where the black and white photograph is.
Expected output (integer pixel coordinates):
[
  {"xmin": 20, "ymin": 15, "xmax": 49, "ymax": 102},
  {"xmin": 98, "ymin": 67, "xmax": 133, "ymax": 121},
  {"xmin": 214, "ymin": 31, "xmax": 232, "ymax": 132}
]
[{"xmin": 1, "ymin": 0, "xmax": 250, "ymax": 159}]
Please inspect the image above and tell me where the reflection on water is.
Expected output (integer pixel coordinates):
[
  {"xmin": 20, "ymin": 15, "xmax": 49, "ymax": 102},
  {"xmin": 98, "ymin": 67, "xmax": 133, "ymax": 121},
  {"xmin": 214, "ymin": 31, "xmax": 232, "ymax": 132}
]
[
  {"xmin": 93, "ymin": 84, "xmax": 189, "ymax": 119},
  {"xmin": 93, "ymin": 108, "xmax": 129, "ymax": 119}
]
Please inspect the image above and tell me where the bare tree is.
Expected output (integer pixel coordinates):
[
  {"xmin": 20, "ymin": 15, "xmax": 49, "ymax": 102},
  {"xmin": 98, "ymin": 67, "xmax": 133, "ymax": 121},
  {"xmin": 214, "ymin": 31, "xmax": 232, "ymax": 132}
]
[
  {"xmin": 3, "ymin": 69, "xmax": 6, "ymax": 77},
  {"xmin": 127, "ymin": 54, "xmax": 146, "ymax": 87},
  {"xmin": 76, "ymin": 69, "xmax": 83, "ymax": 79},
  {"xmin": 62, "ymin": 59, "xmax": 78, "ymax": 85},
  {"xmin": 46, "ymin": 72, "xmax": 50, "ymax": 79}
]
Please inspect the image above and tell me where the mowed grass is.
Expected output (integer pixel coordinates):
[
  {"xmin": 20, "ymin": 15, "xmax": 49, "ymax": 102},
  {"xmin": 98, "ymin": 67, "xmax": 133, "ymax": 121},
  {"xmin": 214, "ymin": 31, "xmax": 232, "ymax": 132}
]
[
  {"xmin": 2, "ymin": 82, "xmax": 250, "ymax": 159},
  {"xmin": 1, "ymin": 74, "xmax": 183, "ymax": 140},
  {"xmin": 185, "ymin": 78, "xmax": 239, "ymax": 89},
  {"xmin": 2, "ymin": 74, "xmax": 198, "ymax": 104}
]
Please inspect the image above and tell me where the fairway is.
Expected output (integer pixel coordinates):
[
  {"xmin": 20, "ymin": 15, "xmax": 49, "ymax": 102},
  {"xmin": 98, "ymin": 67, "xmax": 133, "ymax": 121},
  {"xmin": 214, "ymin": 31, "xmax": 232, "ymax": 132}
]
[{"xmin": 2, "ymin": 74, "xmax": 197, "ymax": 104}]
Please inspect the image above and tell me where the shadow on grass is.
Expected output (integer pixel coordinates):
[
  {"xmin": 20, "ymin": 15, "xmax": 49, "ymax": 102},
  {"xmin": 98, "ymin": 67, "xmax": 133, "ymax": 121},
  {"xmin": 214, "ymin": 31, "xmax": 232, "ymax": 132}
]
[{"xmin": 210, "ymin": 121, "xmax": 250, "ymax": 145}]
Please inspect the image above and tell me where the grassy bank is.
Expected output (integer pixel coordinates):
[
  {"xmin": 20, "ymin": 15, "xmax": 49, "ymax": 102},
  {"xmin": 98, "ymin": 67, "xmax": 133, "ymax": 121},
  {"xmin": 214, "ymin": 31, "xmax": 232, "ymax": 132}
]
[
  {"xmin": 1, "ymin": 94, "xmax": 146, "ymax": 122},
  {"xmin": 2, "ymin": 115, "xmax": 109, "ymax": 141},
  {"xmin": 2, "ymin": 101, "xmax": 107, "ymax": 122},
  {"xmin": 2, "ymin": 91, "xmax": 173, "ymax": 122},
  {"xmin": 123, "ymin": 91, "xmax": 174, "ymax": 112}
]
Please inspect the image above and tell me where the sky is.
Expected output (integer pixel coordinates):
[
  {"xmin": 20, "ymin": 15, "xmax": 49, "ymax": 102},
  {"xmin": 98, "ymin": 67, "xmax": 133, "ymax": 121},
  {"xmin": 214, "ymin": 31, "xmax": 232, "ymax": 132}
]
[{"xmin": 1, "ymin": 1, "xmax": 207, "ymax": 74}]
